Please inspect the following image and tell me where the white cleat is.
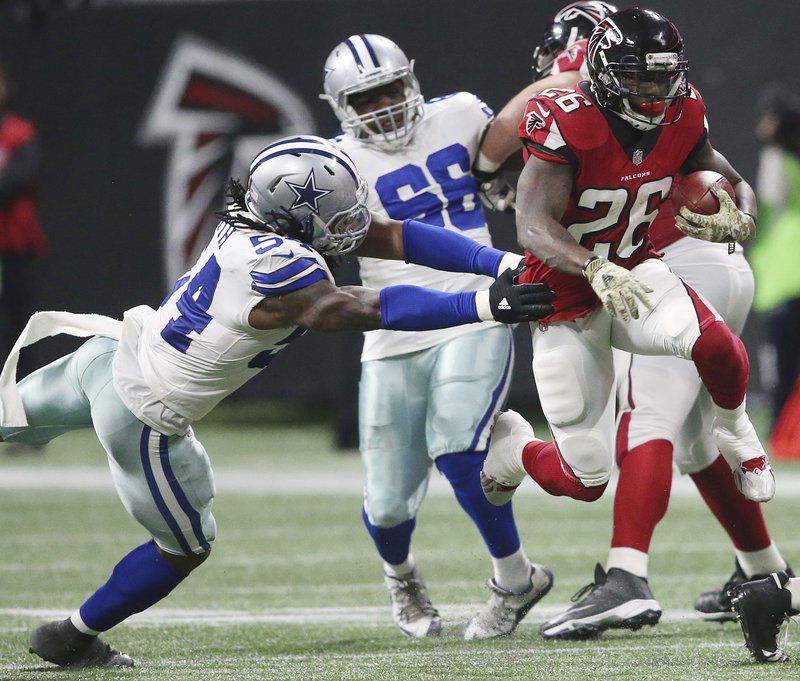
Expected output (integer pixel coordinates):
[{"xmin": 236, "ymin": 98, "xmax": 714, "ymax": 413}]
[
  {"xmin": 733, "ymin": 457, "xmax": 776, "ymax": 503},
  {"xmin": 480, "ymin": 410, "xmax": 536, "ymax": 506},
  {"xmin": 463, "ymin": 563, "xmax": 554, "ymax": 640},
  {"xmin": 712, "ymin": 412, "xmax": 775, "ymax": 502},
  {"xmin": 384, "ymin": 565, "xmax": 442, "ymax": 638}
]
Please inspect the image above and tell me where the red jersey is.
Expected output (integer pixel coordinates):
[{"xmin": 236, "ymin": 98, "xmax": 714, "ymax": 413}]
[
  {"xmin": 551, "ymin": 39, "xmax": 588, "ymax": 76},
  {"xmin": 518, "ymin": 81, "xmax": 708, "ymax": 322}
]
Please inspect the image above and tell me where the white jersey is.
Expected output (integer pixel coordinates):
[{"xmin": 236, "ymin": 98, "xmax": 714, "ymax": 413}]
[
  {"xmin": 113, "ymin": 222, "xmax": 333, "ymax": 435},
  {"xmin": 334, "ymin": 91, "xmax": 501, "ymax": 361}
]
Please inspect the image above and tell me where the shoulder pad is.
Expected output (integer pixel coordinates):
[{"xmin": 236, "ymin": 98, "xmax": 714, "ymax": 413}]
[
  {"xmin": 522, "ymin": 89, "xmax": 608, "ymax": 152},
  {"xmin": 426, "ymin": 91, "xmax": 493, "ymax": 118}
]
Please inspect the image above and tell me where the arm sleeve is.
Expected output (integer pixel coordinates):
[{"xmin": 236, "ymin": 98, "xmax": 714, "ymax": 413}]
[
  {"xmin": 401, "ymin": 219, "xmax": 509, "ymax": 277},
  {"xmin": 379, "ymin": 285, "xmax": 479, "ymax": 331}
]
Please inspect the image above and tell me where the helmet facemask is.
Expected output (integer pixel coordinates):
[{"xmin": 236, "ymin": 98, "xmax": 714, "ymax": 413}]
[
  {"xmin": 321, "ymin": 34, "xmax": 424, "ymax": 152},
  {"xmin": 596, "ymin": 52, "xmax": 688, "ymax": 130},
  {"xmin": 340, "ymin": 73, "xmax": 424, "ymax": 151}
]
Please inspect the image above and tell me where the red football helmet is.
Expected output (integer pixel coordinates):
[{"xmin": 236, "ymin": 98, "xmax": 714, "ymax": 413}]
[{"xmin": 532, "ymin": 1, "xmax": 618, "ymax": 81}]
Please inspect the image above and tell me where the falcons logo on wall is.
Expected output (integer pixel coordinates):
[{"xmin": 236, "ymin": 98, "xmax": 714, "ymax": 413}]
[{"xmin": 139, "ymin": 34, "xmax": 314, "ymax": 285}]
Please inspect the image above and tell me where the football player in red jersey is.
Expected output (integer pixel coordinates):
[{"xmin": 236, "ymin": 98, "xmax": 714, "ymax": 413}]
[
  {"xmin": 480, "ymin": 7, "xmax": 781, "ymax": 633},
  {"xmin": 479, "ymin": 4, "xmax": 793, "ymax": 641}
]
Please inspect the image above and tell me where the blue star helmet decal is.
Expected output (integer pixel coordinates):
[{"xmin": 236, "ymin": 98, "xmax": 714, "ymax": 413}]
[{"xmin": 285, "ymin": 169, "xmax": 333, "ymax": 213}]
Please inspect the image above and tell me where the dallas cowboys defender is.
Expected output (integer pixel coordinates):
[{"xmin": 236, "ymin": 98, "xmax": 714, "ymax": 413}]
[
  {"xmin": 481, "ymin": 6, "xmax": 775, "ymax": 568},
  {"xmin": 0, "ymin": 135, "xmax": 554, "ymax": 668},
  {"xmin": 477, "ymin": 3, "xmax": 791, "ymax": 640},
  {"xmin": 321, "ymin": 34, "xmax": 551, "ymax": 640}
]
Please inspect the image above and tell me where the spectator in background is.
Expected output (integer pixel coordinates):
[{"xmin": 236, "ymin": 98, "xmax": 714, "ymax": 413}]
[
  {"xmin": 750, "ymin": 85, "xmax": 800, "ymax": 435},
  {"xmin": 0, "ymin": 61, "xmax": 47, "ymax": 379}
]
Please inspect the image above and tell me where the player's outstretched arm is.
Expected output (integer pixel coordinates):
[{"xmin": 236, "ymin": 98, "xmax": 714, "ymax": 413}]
[
  {"xmin": 355, "ymin": 213, "xmax": 522, "ymax": 277},
  {"xmin": 248, "ymin": 273, "xmax": 554, "ymax": 333}
]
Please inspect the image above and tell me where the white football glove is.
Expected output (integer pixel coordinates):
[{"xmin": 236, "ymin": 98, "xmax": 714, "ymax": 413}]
[
  {"xmin": 583, "ymin": 256, "xmax": 653, "ymax": 322},
  {"xmin": 675, "ymin": 185, "xmax": 756, "ymax": 243},
  {"xmin": 473, "ymin": 169, "xmax": 516, "ymax": 213}
]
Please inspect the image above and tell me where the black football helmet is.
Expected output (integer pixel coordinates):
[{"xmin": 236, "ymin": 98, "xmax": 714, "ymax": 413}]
[
  {"xmin": 531, "ymin": 1, "xmax": 618, "ymax": 82},
  {"xmin": 586, "ymin": 8, "xmax": 689, "ymax": 130}
]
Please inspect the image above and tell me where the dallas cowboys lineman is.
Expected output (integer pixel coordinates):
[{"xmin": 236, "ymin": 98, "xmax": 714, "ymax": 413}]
[
  {"xmin": 0, "ymin": 135, "xmax": 554, "ymax": 668},
  {"xmin": 321, "ymin": 34, "xmax": 552, "ymax": 640}
]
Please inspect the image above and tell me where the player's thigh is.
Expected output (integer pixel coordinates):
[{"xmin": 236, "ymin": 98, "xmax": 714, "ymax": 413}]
[
  {"xmin": 359, "ymin": 355, "xmax": 433, "ymax": 523},
  {"xmin": 0, "ymin": 338, "xmax": 108, "ymax": 444},
  {"xmin": 427, "ymin": 325, "xmax": 514, "ymax": 456},
  {"xmin": 533, "ymin": 314, "xmax": 617, "ymax": 485},
  {"xmin": 664, "ymin": 240, "xmax": 754, "ymax": 335},
  {"xmin": 87, "ymin": 372, "xmax": 216, "ymax": 556},
  {"xmin": 618, "ymin": 351, "xmax": 703, "ymax": 451},
  {"xmin": 613, "ymin": 259, "xmax": 718, "ymax": 359}
]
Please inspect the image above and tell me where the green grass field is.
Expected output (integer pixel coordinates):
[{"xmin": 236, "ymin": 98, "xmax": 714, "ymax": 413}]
[{"xmin": 1, "ymin": 405, "xmax": 798, "ymax": 680}]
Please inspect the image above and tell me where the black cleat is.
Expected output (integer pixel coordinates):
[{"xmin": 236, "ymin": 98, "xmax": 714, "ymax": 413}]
[
  {"xmin": 29, "ymin": 618, "xmax": 134, "ymax": 668},
  {"xmin": 540, "ymin": 564, "xmax": 661, "ymax": 640},
  {"xmin": 695, "ymin": 560, "xmax": 795, "ymax": 622},
  {"xmin": 730, "ymin": 571, "xmax": 797, "ymax": 663}
]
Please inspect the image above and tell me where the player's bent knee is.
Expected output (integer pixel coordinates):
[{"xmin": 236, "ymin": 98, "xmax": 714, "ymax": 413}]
[
  {"xmin": 157, "ymin": 545, "xmax": 211, "ymax": 574},
  {"xmin": 570, "ymin": 480, "xmax": 607, "ymax": 502},
  {"xmin": 365, "ymin": 498, "xmax": 412, "ymax": 528},
  {"xmin": 559, "ymin": 434, "xmax": 612, "ymax": 488}
]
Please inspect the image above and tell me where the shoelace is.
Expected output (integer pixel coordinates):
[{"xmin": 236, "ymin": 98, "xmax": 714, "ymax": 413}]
[
  {"xmin": 570, "ymin": 579, "xmax": 601, "ymax": 603},
  {"xmin": 387, "ymin": 576, "xmax": 436, "ymax": 619}
]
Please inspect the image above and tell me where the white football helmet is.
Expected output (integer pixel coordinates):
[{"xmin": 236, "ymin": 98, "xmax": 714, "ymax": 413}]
[
  {"xmin": 321, "ymin": 34, "xmax": 424, "ymax": 151},
  {"xmin": 243, "ymin": 135, "xmax": 371, "ymax": 255}
]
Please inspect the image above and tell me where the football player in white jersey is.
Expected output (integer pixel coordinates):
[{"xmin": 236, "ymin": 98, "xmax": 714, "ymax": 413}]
[
  {"xmin": 0, "ymin": 135, "xmax": 555, "ymax": 668},
  {"xmin": 320, "ymin": 34, "xmax": 552, "ymax": 640},
  {"xmin": 477, "ymin": 2, "xmax": 791, "ymax": 640}
]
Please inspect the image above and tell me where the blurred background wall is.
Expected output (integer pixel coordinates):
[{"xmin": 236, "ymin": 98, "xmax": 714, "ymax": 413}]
[{"xmin": 1, "ymin": 0, "xmax": 798, "ymax": 442}]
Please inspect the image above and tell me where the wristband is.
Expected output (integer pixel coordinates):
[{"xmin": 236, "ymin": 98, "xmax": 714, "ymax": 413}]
[
  {"xmin": 582, "ymin": 255, "xmax": 602, "ymax": 279},
  {"xmin": 474, "ymin": 290, "xmax": 493, "ymax": 321},
  {"xmin": 474, "ymin": 150, "xmax": 502, "ymax": 175}
]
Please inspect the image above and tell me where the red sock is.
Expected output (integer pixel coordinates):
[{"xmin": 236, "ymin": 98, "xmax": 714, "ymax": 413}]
[
  {"xmin": 611, "ymin": 440, "xmax": 673, "ymax": 552},
  {"xmin": 521, "ymin": 441, "xmax": 606, "ymax": 502},
  {"xmin": 690, "ymin": 454, "xmax": 771, "ymax": 551},
  {"xmin": 690, "ymin": 303, "xmax": 749, "ymax": 409}
]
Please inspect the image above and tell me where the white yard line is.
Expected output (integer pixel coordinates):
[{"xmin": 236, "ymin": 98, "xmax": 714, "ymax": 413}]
[
  {"xmin": 0, "ymin": 604, "xmax": 701, "ymax": 627},
  {"xmin": 3, "ymin": 465, "xmax": 800, "ymax": 497}
]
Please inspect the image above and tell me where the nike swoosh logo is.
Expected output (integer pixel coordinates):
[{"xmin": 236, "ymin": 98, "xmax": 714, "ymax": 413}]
[{"xmin": 274, "ymin": 251, "xmax": 295, "ymax": 259}]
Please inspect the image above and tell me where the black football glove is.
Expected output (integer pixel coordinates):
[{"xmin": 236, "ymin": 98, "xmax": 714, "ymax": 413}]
[
  {"xmin": 473, "ymin": 168, "xmax": 516, "ymax": 213},
  {"xmin": 488, "ymin": 267, "xmax": 555, "ymax": 323}
]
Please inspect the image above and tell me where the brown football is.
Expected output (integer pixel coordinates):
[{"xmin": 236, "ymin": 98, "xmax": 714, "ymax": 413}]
[{"xmin": 671, "ymin": 171, "xmax": 735, "ymax": 216}]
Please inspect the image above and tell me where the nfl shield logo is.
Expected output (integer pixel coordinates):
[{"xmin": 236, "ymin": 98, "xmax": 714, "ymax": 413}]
[{"xmin": 632, "ymin": 149, "xmax": 644, "ymax": 166}]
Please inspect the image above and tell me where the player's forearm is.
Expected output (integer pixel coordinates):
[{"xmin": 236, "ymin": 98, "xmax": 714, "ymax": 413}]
[
  {"xmin": 516, "ymin": 213, "xmax": 592, "ymax": 277},
  {"xmin": 401, "ymin": 219, "xmax": 520, "ymax": 276}
]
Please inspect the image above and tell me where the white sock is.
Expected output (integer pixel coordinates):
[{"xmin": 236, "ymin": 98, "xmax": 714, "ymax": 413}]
[
  {"xmin": 785, "ymin": 577, "xmax": 800, "ymax": 612},
  {"xmin": 384, "ymin": 553, "xmax": 416, "ymax": 578},
  {"xmin": 70, "ymin": 611, "xmax": 100, "ymax": 636},
  {"xmin": 736, "ymin": 543, "xmax": 787, "ymax": 577},
  {"xmin": 492, "ymin": 548, "xmax": 532, "ymax": 594},
  {"xmin": 606, "ymin": 547, "xmax": 649, "ymax": 578}
]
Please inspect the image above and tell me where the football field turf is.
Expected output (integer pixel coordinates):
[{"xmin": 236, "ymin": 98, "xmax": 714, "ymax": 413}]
[{"xmin": 1, "ymin": 412, "xmax": 798, "ymax": 680}]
